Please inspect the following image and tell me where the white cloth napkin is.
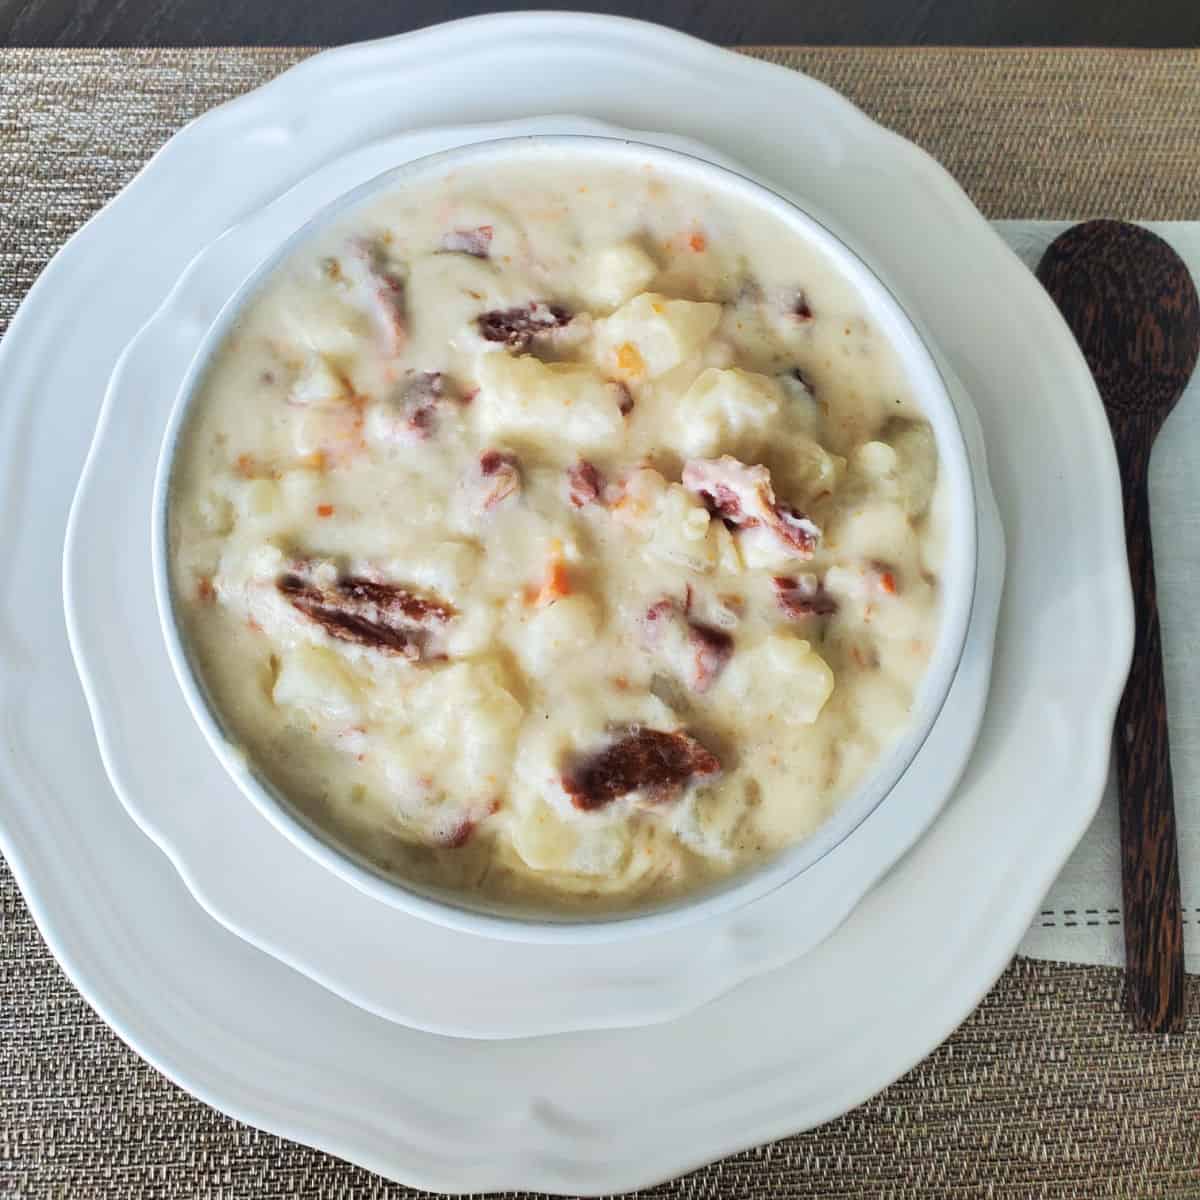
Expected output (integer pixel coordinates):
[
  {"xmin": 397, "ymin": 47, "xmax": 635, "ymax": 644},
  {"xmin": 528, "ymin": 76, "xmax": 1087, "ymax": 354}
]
[{"xmin": 995, "ymin": 222, "xmax": 1200, "ymax": 972}]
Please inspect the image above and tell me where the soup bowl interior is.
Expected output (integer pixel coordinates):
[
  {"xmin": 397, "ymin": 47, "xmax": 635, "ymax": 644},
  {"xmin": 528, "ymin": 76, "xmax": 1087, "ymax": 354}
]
[{"xmin": 152, "ymin": 135, "xmax": 978, "ymax": 943}]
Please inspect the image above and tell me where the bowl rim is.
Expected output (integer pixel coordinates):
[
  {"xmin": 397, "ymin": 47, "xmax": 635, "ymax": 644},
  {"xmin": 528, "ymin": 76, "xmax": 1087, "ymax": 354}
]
[{"xmin": 151, "ymin": 133, "xmax": 977, "ymax": 944}]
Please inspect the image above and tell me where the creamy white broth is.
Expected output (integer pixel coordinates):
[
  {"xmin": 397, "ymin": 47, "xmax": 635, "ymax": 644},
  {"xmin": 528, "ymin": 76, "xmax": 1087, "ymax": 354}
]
[{"xmin": 169, "ymin": 149, "xmax": 946, "ymax": 914}]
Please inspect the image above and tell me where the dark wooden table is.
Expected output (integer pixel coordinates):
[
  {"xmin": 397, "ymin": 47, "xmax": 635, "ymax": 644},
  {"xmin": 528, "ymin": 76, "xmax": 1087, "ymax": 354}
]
[{"xmin": 2, "ymin": 0, "xmax": 1199, "ymax": 47}]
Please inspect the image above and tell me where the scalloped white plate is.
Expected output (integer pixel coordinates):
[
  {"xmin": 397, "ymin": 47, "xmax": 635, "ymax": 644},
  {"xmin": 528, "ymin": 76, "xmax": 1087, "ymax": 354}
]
[
  {"xmin": 2, "ymin": 14, "xmax": 1129, "ymax": 1191},
  {"xmin": 63, "ymin": 115, "xmax": 1002, "ymax": 1039}
]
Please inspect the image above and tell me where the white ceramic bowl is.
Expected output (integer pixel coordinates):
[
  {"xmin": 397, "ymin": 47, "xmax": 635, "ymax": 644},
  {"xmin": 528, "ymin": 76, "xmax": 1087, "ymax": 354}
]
[{"xmin": 152, "ymin": 134, "xmax": 977, "ymax": 942}]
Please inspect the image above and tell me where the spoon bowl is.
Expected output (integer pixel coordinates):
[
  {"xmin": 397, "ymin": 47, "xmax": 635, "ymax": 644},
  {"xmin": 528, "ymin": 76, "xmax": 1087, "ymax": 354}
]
[{"xmin": 1038, "ymin": 219, "xmax": 1200, "ymax": 425}]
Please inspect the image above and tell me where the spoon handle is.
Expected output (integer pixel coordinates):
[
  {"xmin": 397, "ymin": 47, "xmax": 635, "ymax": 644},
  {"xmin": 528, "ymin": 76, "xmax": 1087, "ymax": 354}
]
[{"xmin": 1112, "ymin": 425, "xmax": 1185, "ymax": 1033}]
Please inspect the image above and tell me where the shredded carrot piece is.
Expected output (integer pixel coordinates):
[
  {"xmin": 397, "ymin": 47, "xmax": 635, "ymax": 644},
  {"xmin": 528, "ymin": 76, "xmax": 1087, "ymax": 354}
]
[
  {"xmin": 535, "ymin": 560, "xmax": 571, "ymax": 607},
  {"xmin": 879, "ymin": 571, "xmax": 897, "ymax": 595},
  {"xmin": 234, "ymin": 453, "xmax": 257, "ymax": 478},
  {"xmin": 689, "ymin": 231, "xmax": 707, "ymax": 252},
  {"xmin": 616, "ymin": 342, "xmax": 645, "ymax": 376},
  {"xmin": 528, "ymin": 542, "xmax": 571, "ymax": 608},
  {"xmin": 316, "ymin": 504, "xmax": 335, "ymax": 518}
]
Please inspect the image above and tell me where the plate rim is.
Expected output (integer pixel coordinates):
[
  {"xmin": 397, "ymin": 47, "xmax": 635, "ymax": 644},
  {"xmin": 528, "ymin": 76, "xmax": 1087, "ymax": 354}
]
[{"xmin": 1, "ymin": 13, "xmax": 1131, "ymax": 1191}]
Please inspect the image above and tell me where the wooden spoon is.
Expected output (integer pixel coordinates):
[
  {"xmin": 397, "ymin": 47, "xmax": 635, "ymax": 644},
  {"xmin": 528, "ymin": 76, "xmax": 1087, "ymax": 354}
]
[{"xmin": 1037, "ymin": 220, "xmax": 1198, "ymax": 1034}]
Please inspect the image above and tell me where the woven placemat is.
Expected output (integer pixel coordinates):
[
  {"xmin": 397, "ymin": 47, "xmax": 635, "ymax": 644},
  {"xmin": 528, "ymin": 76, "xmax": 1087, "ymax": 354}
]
[{"xmin": 2, "ymin": 46, "xmax": 1200, "ymax": 1199}]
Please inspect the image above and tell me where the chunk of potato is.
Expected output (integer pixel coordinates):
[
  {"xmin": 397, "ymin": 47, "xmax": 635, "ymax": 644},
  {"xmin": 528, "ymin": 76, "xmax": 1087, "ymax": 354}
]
[
  {"xmin": 851, "ymin": 422, "xmax": 938, "ymax": 519},
  {"xmin": 711, "ymin": 522, "xmax": 743, "ymax": 574},
  {"xmin": 196, "ymin": 490, "xmax": 234, "ymax": 536},
  {"xmin": 276, "ymin": 469, "xmax": 321, "ymax": 513},
  {"xmin": 673, "ymin": 367, "xmax": 783, "ymax": 458},
  {"xmin": 579, "ymin": 241, "xmax": 658, "ymax": 310},
  {"xmin": 646, "ymin": 483, "xmax": 716, "ymax": 573},
  {"xmin": 404, "ymin": 659, "xmax": 525, "ymax": 797},
  {"xmin": 475, "ymin": 354, "xmax": 624, "ymax": 452},
  {"xmin": 777, "ymin": 435, "xmax": 845, "ymax": 504},
  {"xmin": 235, "ymin": 478, "xmax": 280, "ymax": 520},
  {"xmin": 406, "ymin": 252, "xmax": 514, "ymax": 353},
  {"xmin": 824, "ymin": 499, "xmax": 915, "ymax": 565},
  {"xmin": 609, "ymin": 465, "xmax": 668, "ymax": 530},
  {"xmin": 289, "ymin": 354, "xmax": 349, "ymax": 407},
  {"xmin": 279, "ymin": 292, "xmax": 363, "ymax": 357},
  {"xmin": 272, "ymin": 643, "xmax": 364, "ymax": 725},
  {"xmin": 511, "ymin": 799, "xmax": 630, "ymax": 876},
  {"xmin": 889, "ymin": 421, "xmax": 938, "ymax": 518},
  {"xmin": 291, "ymin": 402, "xmax": 363, "ymax": 462},
  {"xmin": 399, "ymin": 540, "xmax": 482, "ymax": 598},
  {"xmin": 721, "ymin": 633, "xmax": 834, "ymax": 724},
  {"xmin": 671, "ymin": 784, "xmax": 745, "ymax": 861},
  {"xmin": 513, "ymin": 593, "xmax": 601, "ymax": 675},
  {"xmin": 611, "ymin": 467, "xmax": 726, "ymax": 574},
  {"xmin": 596, "ymin": 292, "xmax": 722, "ymax": 378},
  {"xmin": 854, "ymin": 440, "xmax": 898, "ymax": 477}
]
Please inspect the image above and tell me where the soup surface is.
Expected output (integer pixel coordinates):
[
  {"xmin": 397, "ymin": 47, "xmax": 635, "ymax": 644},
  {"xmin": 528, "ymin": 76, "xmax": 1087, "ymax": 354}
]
[{"xmin": 169, "ymin": 147, "xmax": 946, "ymax": 914}]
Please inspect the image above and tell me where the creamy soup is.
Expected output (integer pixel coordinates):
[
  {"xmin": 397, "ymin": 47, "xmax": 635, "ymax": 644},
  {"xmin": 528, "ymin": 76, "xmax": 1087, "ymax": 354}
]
[{"xmin": 168, "ymin": 147, "xmax": 946, "ymax": 914}]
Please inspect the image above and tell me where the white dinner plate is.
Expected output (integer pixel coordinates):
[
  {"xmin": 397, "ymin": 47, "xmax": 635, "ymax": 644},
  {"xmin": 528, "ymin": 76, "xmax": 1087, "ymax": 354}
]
[
  {"xmin": 2, "ymin": 15, "xmax": 1130, "ymax": 1191},
  {"xmin": 63, "ymin": 115, "xmax": 1003, "ymax": 1039}
]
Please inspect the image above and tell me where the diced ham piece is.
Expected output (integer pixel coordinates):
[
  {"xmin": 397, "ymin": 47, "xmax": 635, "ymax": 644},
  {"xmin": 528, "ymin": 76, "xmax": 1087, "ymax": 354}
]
[
  {"xmin": 345, "ymin": 238, "xmax": 407, "ymax": 357},
  {"xmin": 566, "ymin": 459, "xmax": 604, "ymax": 508},
  {"xmin": 682, "ymin": 455, "xmax": 820, "ymax": 559},
  {"xmin": 440, "ymin": 225, "xmax": 493, "ymax": 258},
  {"xmin": 773, "ymin": 574, "xmax": 838, "ymax": 619},
  {"xmin": 683, "ymin": 456, "xmax": 775, "ymax": 528},
  {"xmin": 368, "ymin": 372, "xmax": 467, "ymax": 447},
  {"xmin": 641, "ymin": 597, "xmax": 678, "ymax": 641},
  {"xmin": 774, "ymin": 504, "xmax": 822, "ymax": 554},
  {"xmin": 398, "ymin": 371, "xmax": 450, "ymax": 439},
  {"xmin": 476, "ymin": 302, "xmax": 572, "ymax": 350},
  {"xmin": 688, "ymin": 622, "xmax": 734, "ymax": 693},
  {"xmin": 562, "ymin": 728, "xmax": 721, "ymax": 810},
  {"xmin": 477, "ymin": 449, "xmax": 522, "ymax": 511},
  {"xmin": 641, "ymin": 596, "xmax": 734, "ymax": 694},
  {"xmin": 277, "ymin": 562, "xmax": 455, "ymax": 660}
]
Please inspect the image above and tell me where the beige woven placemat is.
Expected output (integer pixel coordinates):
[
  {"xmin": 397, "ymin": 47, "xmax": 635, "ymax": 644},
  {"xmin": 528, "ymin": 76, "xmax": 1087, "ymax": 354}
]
[{"xmin": 2, "ymin": 47, "xmax": 1200, "ymax": 1199}]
